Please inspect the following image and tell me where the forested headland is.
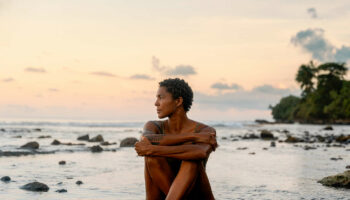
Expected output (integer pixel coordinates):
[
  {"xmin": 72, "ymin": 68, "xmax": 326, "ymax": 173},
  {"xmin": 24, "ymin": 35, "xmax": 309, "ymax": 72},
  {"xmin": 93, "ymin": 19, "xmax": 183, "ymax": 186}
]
[{"xmin": 270, "ymin": 61, "xmax": 350, "ymax": 124}]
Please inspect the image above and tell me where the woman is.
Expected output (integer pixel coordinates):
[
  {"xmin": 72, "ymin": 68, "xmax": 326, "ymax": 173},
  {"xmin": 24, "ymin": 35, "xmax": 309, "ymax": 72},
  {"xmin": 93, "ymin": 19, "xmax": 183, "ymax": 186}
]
[{"xmin": 135, "ymin": 78, "xmax": 218, "ymax": 200}]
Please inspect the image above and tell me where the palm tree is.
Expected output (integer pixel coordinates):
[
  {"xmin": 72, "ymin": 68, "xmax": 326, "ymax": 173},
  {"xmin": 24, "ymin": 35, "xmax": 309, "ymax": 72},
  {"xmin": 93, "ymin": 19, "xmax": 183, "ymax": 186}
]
[{"xmin": 295, "ymin": 61, "xmax": 317, "ymax": 98}]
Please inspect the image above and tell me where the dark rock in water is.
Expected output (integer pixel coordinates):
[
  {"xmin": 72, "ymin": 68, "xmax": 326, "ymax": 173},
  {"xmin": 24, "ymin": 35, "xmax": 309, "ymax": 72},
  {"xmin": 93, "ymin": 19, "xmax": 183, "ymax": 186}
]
[
  {"xmin": 56, "ymin": 189, "xmax": 67, "ymax": 193},
  {"xmin": 100, "ymin": 141, "xmax": 117, "ymax": 146},
  {"xmin": 260, "ymin": 130, "xmax": 274, "ymax": 140},
  {"xmin": 20, "ymin": 182, "xmax": 49, "ymax": 192},
  {"xmin": 304, "ymin": 145, "xmax": 317, "ymax": 150},
  {"xmin": 221, "ymin": 137, "xmax": 227, "ymax": 140},
  {"xmin": 33, "ymin": 128, "xmax": 42, "ymax": 132},
  {"xmin": 12, "ymin": 135, "xmax": 22, "ymax": 138},
  {"xmin": 346, "ymin": 165, "xmax": 350, "ymax": 169},
  {"xmin": 318, "ymin": 170, "xmax": 350, "ymax": 189},
  {"xmin": 231, "ymin": 138, "xmax": 239, "ymax": 142},
  {"xmin": 57, "ymin": 182, "xmax": 63, "ymax": 185},
  {"xmin": 330, "ymin": 157, "xmax": 343, "ymax": 161},
  {"xmin": 120, "ymin": 137, "xmax": 138, "ymax": 147},
  {"xmin": 323, "ymin": 126, "xmax": 333, "ymax": 131},
  {"xmin": 316, "ymin": 135, "xmax": 325, "ymax": 142},
  {"xmin": 270, "ymin": 141, "xmax": 276, "ymax": 147},
  {"xmin": 89, "ymin": 134, "xmax": 104, "ymax": 142},
  {"xmin": 90, "ymin": 145, "xmax": 103, "ymax": 152},
  {"xmin": 248, "ymin": 152, "xmax": 255, "ymax": 155},
  {"xmin": 0, "ymin": 128, "xmax": 5, "ymax": 132},
  {"xmin": 262, "ymin": 147, "xmax": 268, "ymax": 150},
  {"xmin": 59, "ymin": 160, "xmax": 66, "ymax": 165},
  {"xmin": 77, "ymin": 134, "xmax": 89, "ymax": 141},
  {"xmin": 1, "ymin": 176, "xmax": 11, "ymax": 182},
  {"xmin": 76, "ymin": 180, "xmax": 83, "ymax": 185},
  {"xmin": 51, "ymin": 139, "xmax": 61, "ymax": 145},
  {"xmin": 20, "ymin": 141, "xmax": 39, "ymax": 149},
  {"xmin": 285, "ymin": 136, "xmax": 303, "ymax": 143},
  {"xmin": 38, "ymin": 135, "xmax": 51, "ymax": 139},
  {"xmin": 0, "ymin": 150, "xmax": 55, "ymax": 157},
  {"xmin": 237, "ymin": 147, "xmax": 248, "ymax": 150},
  {"xmin": 255, "ymin": 119, "xmax": 273, "ymax": 124},
  {"xmin": 335, "ymin": 135, "xmax": 350, "ymax": 143}
]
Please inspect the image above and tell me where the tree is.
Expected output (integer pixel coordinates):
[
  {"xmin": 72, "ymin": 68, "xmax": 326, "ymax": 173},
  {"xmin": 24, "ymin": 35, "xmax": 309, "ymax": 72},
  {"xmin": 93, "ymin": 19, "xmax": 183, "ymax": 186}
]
[
  {"xmin": 269, "ymin": 95, "xmax": 300, "ymax": 122},
  {"xmin": 295, "ymin": 61, "xmax": 317, "ymax": 98}
]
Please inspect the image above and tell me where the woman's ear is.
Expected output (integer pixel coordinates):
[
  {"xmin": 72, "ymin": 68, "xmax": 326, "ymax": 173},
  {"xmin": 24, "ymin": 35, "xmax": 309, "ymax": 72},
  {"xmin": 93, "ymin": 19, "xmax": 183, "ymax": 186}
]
[{"xmin": 176, "ymin": 97, "xmax": 183, "ymax": 108}]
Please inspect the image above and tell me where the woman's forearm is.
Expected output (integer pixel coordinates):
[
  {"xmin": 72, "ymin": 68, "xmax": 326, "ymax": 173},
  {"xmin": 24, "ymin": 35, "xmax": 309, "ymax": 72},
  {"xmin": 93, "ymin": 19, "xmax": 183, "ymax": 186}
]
[
  {"xmin": 143, "ymin": 133, "xmax": 196, "ymax": 146},
  {"xmin": 148, "ymin": 144, "xmax": 212, "ymax": 160}
]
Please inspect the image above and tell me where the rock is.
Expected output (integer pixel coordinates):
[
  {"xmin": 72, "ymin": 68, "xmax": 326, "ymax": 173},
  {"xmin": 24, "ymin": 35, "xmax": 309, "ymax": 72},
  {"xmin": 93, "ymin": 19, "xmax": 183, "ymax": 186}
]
[
  {"xmin": 285, "ymin": 136, "xmax": 303, "ymax": 143},
  {"xmin": 304, "ymin": 145, "xmax": 317, "ymax": 150},
  {"xmin": 0, "ymin": 150, "xmax": 54, "ymax": 157},
  {"xmin": 56, "ymin": 189, "xmax": 67, "ymax": 193},
  {"xmin": 318, "ymin": 170, "xmax": 350, "ymax": 188},
  {"xmin": 76, "ymin": 180, "xmax": 83, "ymax": 185},
  {"xmin": 236, "ymin": 147, "xmax": 248, "ymax": 150},
  {"xmin": 336, "ymin": 135, "xmax": 350, "ymax": 143},
  {"xmin": 12, "ymin": 135, "xmax": 22, "ymax": 138},
  {"xmin": 323, "ymin": 126, "xmax": 333, "ymax": 131},
  {"xmin": 120, "ymin": 137, "xmax": 138, "ymax": 147},
  {"xmin": 330, "ymin": 157, "xmax": 343, "ymax": 161},
  {"xmin": 1, "ymin": 176, "xmax": 11, "ymax": 182},
  {"xmin": 38, "ymin": 135, "xmax": 51, "ymax": 139},
  {"xmin": 231, "ymin": 138, "xmax": 239, "ymax": 141},
  {"xmin": 77, "ymin": 134, "xmax": 89, "ymax": 141},
  {"xmin": 33, "ymin": 128, "xmax": 42, "ymax": 132},
  {"xmin": 51, "ymin": 139, "xmax": 61, "ymax": 145},
  {"xmin": 248, "ymin": 152, "xmax": 255, "ymax": 155},
  {"xmin": 89, "ymin": 134, "xmax": 104, "ymax": 142},
  {"xmin": 59, "ymin": 160, "xmax": 66, "ymax": 165},
  {"xmin": 262, "ymin": 147, "xmax": 268, "ymax": 150},
  {"xmin": 20, "ymin": 141, "xmax": 39, "ymax": 149},
  {"xmin": 0, "ymin": 128, "xmax": 5, "ymax": 132},
  {"xmin": 90, "ymin": 145, "xmax": 103, "ymax": 152},
  {"xmin": 57, "ymin": 182, "xmax": 63, "ymax": 185},
  {"xmin": 316, "ymin": 135, "xmax": 325, "ymax": 142},
  {"xmin": 221, "ymin": 137, "xmax": 227, "ymax": 140},
  {"xmin": 270, "ymin": 141, "xmax": 276, "ymax": 147},
  {"xmin": 100, "ymin": 141, "xmax": 117, "ymax": 146},
  {"xmin": 346, "ymin": 165, "xmax": 350, "ymax": 169},
  {"xmin": 260, "ymin": 130, "xmax": 274, "ymax": 140},
  {"xmin": 255, "ymin": 119, "xmax": 272, "ymax": 124},
  {"xmin": 20, "ymin": 182, "xmax": 49, "ymax": 192}
]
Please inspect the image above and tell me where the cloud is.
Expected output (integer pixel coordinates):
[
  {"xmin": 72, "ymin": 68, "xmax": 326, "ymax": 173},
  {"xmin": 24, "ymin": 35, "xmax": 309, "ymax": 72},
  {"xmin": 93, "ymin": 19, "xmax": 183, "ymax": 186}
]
[
  {"xmin": 195, "ymin": 84, "xmax": 298, "ymax": 110},
  {"xmin": 165, "ymin": 65, "xmax": 196, "ymax": 76},
  {"xmin": 48, "ymin": 88, "xmax": 59, "ymax": 92},
  {"xmin": 307, "ymin": 8, "xmax": 318, "ymax": 18},
  {"xmin": 291, "ymin": 28, "xmax": 350, "ymax": 62},
  {"xmin": 25, "ymin": 67, "xmax": 46, "ymax": 73},
  {"xmin": 211, "ymin": 82, "xmax": 242, "ymax": 90},
  {"xmin": 130, "ymin": 74, "xmax": 155, "ymax": 80},
  {"xmin": 152, "ymin": 56, "xmax": 197, "ymax": 76},
  {"xmin": 2, "ymin": 78, "xmax": 14, "ymax": 82},
  {"xmin": 90, "ymin": 71, "xmax": 116, "ymax": 77}
]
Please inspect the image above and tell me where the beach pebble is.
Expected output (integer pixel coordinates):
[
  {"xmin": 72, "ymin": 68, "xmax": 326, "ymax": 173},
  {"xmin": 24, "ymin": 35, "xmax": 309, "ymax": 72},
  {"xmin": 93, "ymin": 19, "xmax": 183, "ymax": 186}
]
[
  {"xmin": 59, "ymin": 160, "xmax": 66, "ymax": 165},
  {"xmin": 100, "ymin": 141, "xmax": 117, "ymax": 146},
  {"xmin": 89, "ymin": 135, "xmax": 104, "ymax": 142},
  {"xmin": 270, "ymin": 141, "xmax": 276, "ymax": 147},
  {"xmin": 38, "ymin": 135, "xmax": 51, "ymax": 139},
  {"xmin": 91, "ymin": 145, "xmax": 103, "ymax": 152},
  {"xmin": 237, "ymin": 147, "xmax": 248, "ymax": 150},
  {"xmin": 262, "ymin": 148, "xmax": 268, "ymax": 150},
  {"xmin": 285, "ymin": 136, "xmax": 303, "ymax": 143},
  {"xmin": 318, "ymin": 170, "xmax": 350, "ymax": 188},
  {"xmin": 57, "ymin": 182, "xmax": 63, "ymax": 185},
  {"xmin": 260, "ymin": 130, "xmax": 274, "ymax": 140},
  {"xmin": 221, "ymin": 137, "xmax": 227, "ymax": 140},
  {"xmin": 20, "ymin": 182, "xmax": 49, "ymax": 192},
  {"xmin": 330, "ymin": 157, "xmax": 343, "ymax": 161},
  {"xmin": 1, "ymin": 176, "xmax": 11, "ymax": 182},
  {"xmin": 323, "ymin": 126, "xmax": 333, "ymax": 131},
  {"xmin": 249, "ymin": 152, "xmax": 255, "ymax": 155},
  {"xmin": 56, "ymin": 189, "xmax": 67, "ymax": 193},
  {"xmin": 76, "ymin": 180, "xmax": 83, "ymax": 185},
  {"xmin": 33, "ymin": 128, "xmax": 42, "ymax": 132},
  {"xmin": 77, "ymin": 134, "xmax": 89, "ymax": 141},
  {"xmin": 120, "ymin": 137, "xmax": 138, "ymax": 147},
  {"xmin": 304, "ymin": 145, "xmax": 317, "ymax": 150},
  {"xmin": 20, "ymin": 141, "xmax": 39, "ymax": 149}
]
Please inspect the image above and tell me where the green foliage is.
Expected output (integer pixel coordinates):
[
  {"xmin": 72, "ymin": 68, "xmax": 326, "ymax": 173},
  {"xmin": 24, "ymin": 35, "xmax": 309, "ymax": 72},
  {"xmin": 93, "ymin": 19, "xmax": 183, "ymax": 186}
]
[{"xmin": 271, "ymin": 61, "xmax": 349, "ymax": 123}]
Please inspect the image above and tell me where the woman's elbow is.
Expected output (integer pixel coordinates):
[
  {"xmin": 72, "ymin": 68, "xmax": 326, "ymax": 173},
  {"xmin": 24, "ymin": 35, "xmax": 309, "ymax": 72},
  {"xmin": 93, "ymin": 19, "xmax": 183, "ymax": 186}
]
[{"xmin": 197, "ymin": 144, "xmax": 212, "ymax": 159}]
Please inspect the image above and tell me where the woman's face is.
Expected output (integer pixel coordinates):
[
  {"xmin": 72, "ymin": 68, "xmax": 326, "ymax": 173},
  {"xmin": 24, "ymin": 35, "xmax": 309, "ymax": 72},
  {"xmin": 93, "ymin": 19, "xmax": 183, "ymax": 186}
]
[{"xmin": 154, "ymin": 86, "xmax": 179, "ymax": 118}]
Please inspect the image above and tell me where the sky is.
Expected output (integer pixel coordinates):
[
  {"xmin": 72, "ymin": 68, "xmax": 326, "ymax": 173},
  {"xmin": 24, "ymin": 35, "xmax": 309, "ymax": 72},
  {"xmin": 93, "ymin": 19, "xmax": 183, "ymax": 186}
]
[{"xmin": 1, "ymin": 0, "xmax": 350, "ymax": 121}]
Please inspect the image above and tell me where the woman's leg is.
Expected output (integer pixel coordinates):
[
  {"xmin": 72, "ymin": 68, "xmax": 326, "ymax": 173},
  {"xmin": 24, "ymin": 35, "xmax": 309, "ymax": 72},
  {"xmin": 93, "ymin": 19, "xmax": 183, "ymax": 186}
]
[
  {"xmin": 145, "ymin": 157, "xmax": 176, "ymax": 197},
  {"xmin": 145, "ymin": 157, "xmax": 165, "ymax": 200}
]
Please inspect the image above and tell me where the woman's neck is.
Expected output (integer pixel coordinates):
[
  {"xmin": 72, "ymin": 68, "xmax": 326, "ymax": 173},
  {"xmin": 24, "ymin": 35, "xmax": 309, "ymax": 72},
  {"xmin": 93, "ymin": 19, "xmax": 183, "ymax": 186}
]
[{"xmin": 166, "ymin": 109, "xmax": 191, "ymax": 133}]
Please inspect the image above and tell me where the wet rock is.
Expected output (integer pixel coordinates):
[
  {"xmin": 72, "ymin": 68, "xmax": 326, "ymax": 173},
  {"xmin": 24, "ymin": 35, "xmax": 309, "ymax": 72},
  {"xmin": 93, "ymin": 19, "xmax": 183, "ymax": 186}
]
[
  {"xmin": 56, "ymin": 189, "xmax": 67, "ymax": 193},
  {"xmin": 51, "ymin": 139, "xmax": 61, "ymax": 145},
  {"xmin": 38, "ymin": 135, "xmax": 51, "ymax": 139},
  {"xmin": 262, "ymin": 147, "xmax": 268, "ymax": 150},
  {"xmin": 1, "ymin": 176, "xmax": 11, "ymax": 182},
  {"xmin": 20, "ymin": 182, "xmax": 49, "ymax": 192},
  {"xmin": 76, "ymin": 180, "xmax": 83, "ymax": 185},
  {"xmin": 231, "ymin": 138, "xmax": 239, "ymax": 142},
  {"xmin": 260, "ymin": 130, "xmax": 274, "ymax": 140},
  {"xmin": 335, "ymin": 135, "xmax": 350, "ymax": 143},
  {"xmin": 304, "ymin": 145, "xmax": 317, "ymax": 150},
  {"xmin": 248, "ymin": 152, "xmax": 255, "ymax": 155},
  {"xmin": 255, "ymin": 119, "xmax": 273, "ymax": 124},
  {"xmin": 0, "ymin": 128, "xmax": 5, "ymax": 132},
  {"xmin": 323, "ymin": 126, "xmax": 333, "ymax": 131},
  {"xmin": 318, "ymin": 170, "xmax": 350, "ymax": 188},
  {"xmin": 316, "ymin": 135, "xmax": 325, "ymax": 142},
  {"xmin": 285, "ymin": 136, "xmax": 303, "ymax": 143},
  {"xmin": 57, "ymin": 182, "xmax": 63, "ymax": 185},
  {"xmin": 120, "ymin": 137, "xmax": 138, "ymax": 147},
  {"xmin": 90, "ymin": 145, "xmax": 103, "ymax": 152},
  {"xmin": 270, "ymin": 141, "xmax": 276, "ymax": 147},
  {"xmin": 20, "ymin": 141, "xmax": 39, "ymax": 149},
  {"xmin": 242, "ymin": 134, "xmax": 259, "ymax": 139},
  {"xmin": 89, "ymin": 134, "xmax": 104, "ymax": 142},
  {"xmin": 282, "ymin": 129, "xmax": 290, "ymax": 134},
  {"xmin": 346, "ymin": 165, "xmax": 350, "ymax": 169},
  {"xmin": 33, "ymin": 128, "xmax": 42, "ymax": 132},
  {"xmin": 77, "ymin": 134, "xmax": 89, "ymax": 141},
  {"xmin": 12, "ymin": 135, "xmax": 22, "ymax": 138},
  {"xmin": 100, "ymin": 141, "xmax": 117, "ymax": 146},
  {"xmin": 59, "ymin": 160, "xmax": 66, "ymax": 165},
  {"xmin": 330, "ymin": 157, "xmax": 343, "ymax": 161},
  {"xmin": 237, "ymin": 147, "xmax": 248, "ymax": 150},
  {"xmin": 221, "ymin": 137, "xmax": 227, "ymax": 140},
  {"xmin": 0, "ymin": 150, "xmax": 54, "ymax": 157}
]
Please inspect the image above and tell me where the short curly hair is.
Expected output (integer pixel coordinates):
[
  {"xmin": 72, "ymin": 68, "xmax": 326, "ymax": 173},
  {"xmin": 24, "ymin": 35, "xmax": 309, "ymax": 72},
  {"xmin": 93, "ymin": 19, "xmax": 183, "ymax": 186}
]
[{"xmin": 159, "ymin": 78, "xmax": 193, "ymax": 112}]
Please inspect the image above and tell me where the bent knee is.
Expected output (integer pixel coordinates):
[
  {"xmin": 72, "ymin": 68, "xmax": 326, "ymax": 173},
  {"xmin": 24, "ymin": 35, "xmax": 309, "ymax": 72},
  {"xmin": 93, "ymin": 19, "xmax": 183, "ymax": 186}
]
[
  {"xmin": 145, "ymin": 157, "xmax": 167, "ymax": 168},
  {"xmin": 181, "ymin": 160, "xmax": 200, "ymax": 171}
]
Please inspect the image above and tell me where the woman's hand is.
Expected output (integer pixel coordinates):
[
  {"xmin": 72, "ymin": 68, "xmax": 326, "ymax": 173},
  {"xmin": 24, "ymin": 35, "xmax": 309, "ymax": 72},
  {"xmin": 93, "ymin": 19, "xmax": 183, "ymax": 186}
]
[
  {"xmin": 135, "ymin": 136, "xmax": 153, "ymax": 156},
  {"xmin": 195, "ymin": 132, "xmax": 218, "ymax": 151}
]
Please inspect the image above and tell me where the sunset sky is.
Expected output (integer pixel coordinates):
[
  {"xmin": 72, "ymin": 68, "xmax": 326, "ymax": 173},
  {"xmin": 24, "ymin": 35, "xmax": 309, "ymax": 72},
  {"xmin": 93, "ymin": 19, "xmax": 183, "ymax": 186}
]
[{"xmin": 1, "ymin": 0, "xmax": 350, "ymax": 121}]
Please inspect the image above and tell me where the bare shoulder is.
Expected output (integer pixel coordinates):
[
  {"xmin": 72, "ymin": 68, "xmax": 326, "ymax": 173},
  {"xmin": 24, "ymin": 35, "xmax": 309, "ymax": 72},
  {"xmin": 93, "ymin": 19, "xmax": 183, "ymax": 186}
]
[
  {"xmin": 143, "ymin": 120, "xmax": 164, "ymax": 135},
  {"xmin": 195, "ymin": 121, "xmax": 216, "ymax": 135}
]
